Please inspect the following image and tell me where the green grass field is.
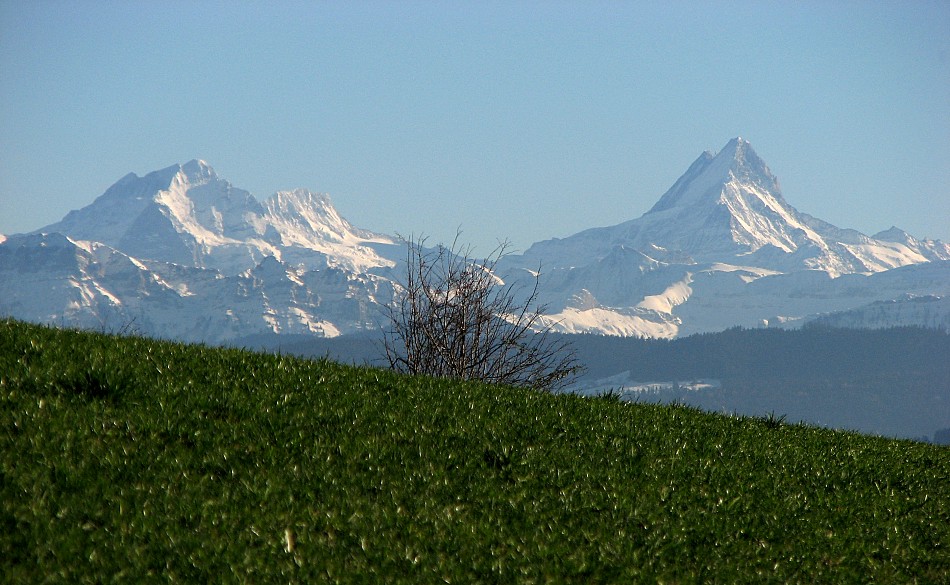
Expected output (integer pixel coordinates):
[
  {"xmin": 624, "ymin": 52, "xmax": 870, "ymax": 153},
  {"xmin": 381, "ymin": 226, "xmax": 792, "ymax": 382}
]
[{"xmin": 2, "ymin": 319, "xmax": 948, "ymax": 582}]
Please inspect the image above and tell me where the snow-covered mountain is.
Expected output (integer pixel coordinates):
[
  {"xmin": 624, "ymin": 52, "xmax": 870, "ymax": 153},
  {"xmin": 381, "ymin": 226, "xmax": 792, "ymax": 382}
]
[
  {"xmin": 519, "ymin": 138, "xmax": 947, "ymax": 276},
  {"xmin": 1, "ymin": 160, "xmax": 401, "ymax": 341},
  {"xmin": 39, "ymin": 160, "xmax": 402, "ymax": 275},
  {"xmin": 1, "ymin": 142, "xmax": 948, "ymax": 343},
  {"xmin": 499, "ymin": 138, "xmax": 950, "ymax": 337}
]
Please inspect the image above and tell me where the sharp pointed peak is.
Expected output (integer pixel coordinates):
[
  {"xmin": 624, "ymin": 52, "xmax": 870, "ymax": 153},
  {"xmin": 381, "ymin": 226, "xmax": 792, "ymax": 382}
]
[
  {"xmin": 137, "ymin": 159, "xmax": 217, "ymax": 188},
  {"xmin": 714, "ymin": 136, "xmax": 776, "ymax": 185},
  {"xmin": 182, "ymin": 158, "xmax": 212, "ymax": 169},
  {"xmin": 873, "ymin": 226, "xmax": 915, "ymax": 244},
  {"xmin": 646, "ymin": 137, "xmax": 781, "ymax": 215},
  {"xmin": 715, "ymin": 136, "xmax": 755, "ymax": 159},
  {"xmin": 179, "ymin": 159, "xmax": 217, "ymax": 181},
  {"xmin": 676, "ymin": 137, "xmax": 759, "ymax": 172}
]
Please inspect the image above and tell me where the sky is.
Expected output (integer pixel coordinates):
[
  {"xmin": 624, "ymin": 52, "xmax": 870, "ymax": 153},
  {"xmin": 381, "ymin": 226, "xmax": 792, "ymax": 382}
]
[{"xmin": 2, "ymin": 0, "xmax": 948, "ymax": 254}]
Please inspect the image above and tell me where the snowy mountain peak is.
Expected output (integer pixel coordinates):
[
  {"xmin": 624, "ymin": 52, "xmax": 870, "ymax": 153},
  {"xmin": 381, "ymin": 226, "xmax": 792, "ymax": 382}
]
[
  {"xmin": 265, "ymin": 189, "xmax": 357, "ymax": 245},
  {"xmin": 721, "ymin": 135, "xmax": 746, "ymax": 155},
  {"xmin": 178, "ymin": 159, "xmax": 217, "ymax": 184},
  {"xmin": 267, "ymin": 189, "xmax": 334, "ymax": 217},
  {"xmin": 182, "ymin": 158, "xmax": 213, "ymax": 174},
  {"xmin": 873, "ymin": 226, "xmax": 914, "ymax": 244},
  {"xmin": 719, "ymin": 136, "xmax": 759, "ymax": 172},
  {"xmin": 262, "ymin": 188, "xmax": 400, "ymax": 272},
  {"xmin": 520, "ymin": 136, "xmax": 950, "ymax": 296},
  {"xmin": 647, "ymin": 137, "xmax": 781, "ymax": 215},
  {"xmin": 33, "ymin": 159, "xmax": 403, "ymax": 275},
  {"xmin": 723, "ymin": 137, "xmax": 778, "ymax": 188}
]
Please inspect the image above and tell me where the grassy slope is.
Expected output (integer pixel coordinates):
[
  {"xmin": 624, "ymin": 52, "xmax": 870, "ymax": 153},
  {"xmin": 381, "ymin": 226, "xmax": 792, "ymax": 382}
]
[{"xmin": 2, "ymin": 319, "xmax": 948, "ymax": 583}]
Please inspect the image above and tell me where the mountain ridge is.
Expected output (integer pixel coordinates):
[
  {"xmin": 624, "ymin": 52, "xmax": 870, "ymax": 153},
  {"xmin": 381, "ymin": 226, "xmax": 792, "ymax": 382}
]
[
  {"xmin": 37, "ymin": 160, "xmax": 401, "ymax": 275},
  {"xmin": 3, "ymin": 139, "xmax": 948, "ymax": 342}
]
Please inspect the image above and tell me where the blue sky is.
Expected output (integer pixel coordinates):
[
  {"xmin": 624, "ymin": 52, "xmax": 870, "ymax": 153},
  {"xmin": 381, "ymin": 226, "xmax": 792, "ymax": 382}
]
[{"xmin": 2, "ymin": 0, "xmax": 948, "ymax": 253}]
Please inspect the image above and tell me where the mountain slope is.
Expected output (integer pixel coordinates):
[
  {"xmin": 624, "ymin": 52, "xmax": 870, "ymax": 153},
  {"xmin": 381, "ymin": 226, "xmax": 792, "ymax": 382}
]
[
  {"xmin": 808, "ymin": 291, "xmax": 950, "ymax": 331},
  {"xmin": 262, "ymin": 188, "xmax": 400, "ymax": 273},
  {"xmin": 0, "ymin": 231, "xmax": 392, "ymax": 341}
]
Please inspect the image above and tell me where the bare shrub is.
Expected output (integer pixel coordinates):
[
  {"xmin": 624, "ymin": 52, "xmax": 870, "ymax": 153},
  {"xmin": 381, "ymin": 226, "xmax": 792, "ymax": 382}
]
[{"xmin": 382, "ymin": 235, "xmax": 582, "ymax": 392}]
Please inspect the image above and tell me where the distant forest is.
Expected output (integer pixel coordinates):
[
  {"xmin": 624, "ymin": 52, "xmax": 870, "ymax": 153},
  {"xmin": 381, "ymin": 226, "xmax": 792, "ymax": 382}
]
[
  {"xmin": 569, "ymin": 326, "xmax": 950, "ymax": 442},
  {"xmin": 571, "ymin": 325, "xmax": 950, "ymax": 383}
]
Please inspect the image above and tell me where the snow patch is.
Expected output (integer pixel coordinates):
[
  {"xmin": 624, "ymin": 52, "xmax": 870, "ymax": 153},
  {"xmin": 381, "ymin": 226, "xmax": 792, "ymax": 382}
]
[
  {"xmin": 636, "ymin": 273, "xmax": 693, "ymax": 313},
  {"xmin": 703, "ymin": 263, "xmax": 781, "ymax": 283},
  {"xmin": 541, "ymin": 306, "xmax": 680, "ymax": 338}
]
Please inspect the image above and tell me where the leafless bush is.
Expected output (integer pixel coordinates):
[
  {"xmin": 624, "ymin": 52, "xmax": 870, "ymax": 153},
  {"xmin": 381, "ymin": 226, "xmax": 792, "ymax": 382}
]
[{"xmin": 383, "ymin": 235, "xmax": 582, "ymax": 392}]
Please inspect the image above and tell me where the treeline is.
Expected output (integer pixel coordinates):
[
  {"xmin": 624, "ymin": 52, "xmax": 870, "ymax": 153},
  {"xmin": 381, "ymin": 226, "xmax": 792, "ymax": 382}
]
[
  {"xmin": 568, "ymin": 326, "xmax": 949, "ymax": 441},
  {"xmin": 570, "ymin": 325, "xmax": 950, "ymax": 384}
]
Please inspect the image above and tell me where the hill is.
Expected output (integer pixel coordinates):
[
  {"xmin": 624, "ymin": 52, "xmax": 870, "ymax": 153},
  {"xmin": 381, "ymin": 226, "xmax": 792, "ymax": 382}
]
[
  {"xmin": 235, "ymin": 325, "xmax": 950, "ymax": 441},
  {"xmin": 2, "ymin": 319, "xmax": 948, "ymax": 581}
]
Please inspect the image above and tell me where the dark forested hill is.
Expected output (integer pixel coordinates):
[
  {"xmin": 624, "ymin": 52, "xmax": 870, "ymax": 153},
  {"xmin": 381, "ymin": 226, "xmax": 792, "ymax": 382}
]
[
  {"xmin": 571, "ymin": 325, "xmax": 950, "ymax": 383},
  {"xmin": 568, "ymin": 326, "xmax": 950, "ymax": 441}
]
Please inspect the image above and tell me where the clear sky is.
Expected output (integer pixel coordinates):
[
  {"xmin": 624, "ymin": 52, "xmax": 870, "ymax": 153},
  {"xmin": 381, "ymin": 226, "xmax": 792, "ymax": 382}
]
[{"xmin": 2, "ymin": 0, "xmax": 948, "ymax": 253}]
